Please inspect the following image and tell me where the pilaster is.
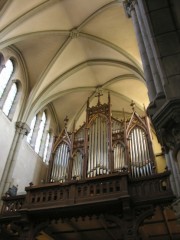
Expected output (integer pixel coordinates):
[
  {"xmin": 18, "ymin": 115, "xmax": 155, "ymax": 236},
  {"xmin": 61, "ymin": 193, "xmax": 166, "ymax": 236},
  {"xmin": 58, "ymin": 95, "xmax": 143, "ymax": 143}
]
[
  {"xmin": 172, "ymin": 198, "xmax": 180, "ymax": 224},
  {"xmin": 0, "ymin": 121, "xmax": 30, "ymax": 203}
]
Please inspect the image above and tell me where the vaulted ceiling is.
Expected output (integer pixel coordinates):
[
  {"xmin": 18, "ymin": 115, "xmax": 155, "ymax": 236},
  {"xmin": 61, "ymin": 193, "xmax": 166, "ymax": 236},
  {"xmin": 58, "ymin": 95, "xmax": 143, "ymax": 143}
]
[{"xmin": 0, "ymin": 0, "xmax": 148, "ymax": 131}]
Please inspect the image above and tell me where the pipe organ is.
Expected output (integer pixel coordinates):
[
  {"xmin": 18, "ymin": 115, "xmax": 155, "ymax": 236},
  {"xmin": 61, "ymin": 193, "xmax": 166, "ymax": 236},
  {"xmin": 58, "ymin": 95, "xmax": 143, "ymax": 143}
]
[{"xmin": 48, "ymin": 95, "xmax": 155, "ymax": 182}]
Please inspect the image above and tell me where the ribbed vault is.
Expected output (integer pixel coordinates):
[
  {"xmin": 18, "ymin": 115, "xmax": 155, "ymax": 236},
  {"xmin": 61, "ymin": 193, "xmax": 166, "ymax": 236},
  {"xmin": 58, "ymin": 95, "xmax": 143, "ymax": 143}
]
[{"xmin": 0, "ymin": 0, "xmax": 148, "ymax": 131}]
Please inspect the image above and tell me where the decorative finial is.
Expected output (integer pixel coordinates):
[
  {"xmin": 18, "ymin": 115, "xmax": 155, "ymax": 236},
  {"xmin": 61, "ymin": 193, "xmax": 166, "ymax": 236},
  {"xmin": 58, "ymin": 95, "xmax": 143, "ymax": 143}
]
[
  {"xmin": 130, "ymin": 100, "xmax": 135, "ymax": 111},
  {"xmin": 123, "ymin": 108, "xmax": 125, "ymax": 121},
  {"xmin": 108, "ymin": 91, "xmax": 111, "ymax": 104},
  {"xmin": 95, "ymin": 88, "xmax": 103, "ymax": 105},
  {"xmin": 87, "ymin": 97, "xmax": 90, "ymax": 108},
  {"xmin": 64, "ymin": 116, "xmax": 69, "ymax": 128},
  {"xmin": 143, "ymin": 103, "xmax": 147, "ymax": 116}
]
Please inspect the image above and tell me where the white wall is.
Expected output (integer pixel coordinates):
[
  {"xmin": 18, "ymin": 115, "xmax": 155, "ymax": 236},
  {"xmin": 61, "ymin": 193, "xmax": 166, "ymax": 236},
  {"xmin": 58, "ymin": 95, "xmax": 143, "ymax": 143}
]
[
  {"xmin": 0, "ymin": 111, "xmax": 15, "ymax": 180},
  {"xmin": 0, "ymin": 109, "xmax": 48, "ymax": 194},
  {"xmin": 12, "ymin": 138, "xmax": 48, "ymax": 194}
]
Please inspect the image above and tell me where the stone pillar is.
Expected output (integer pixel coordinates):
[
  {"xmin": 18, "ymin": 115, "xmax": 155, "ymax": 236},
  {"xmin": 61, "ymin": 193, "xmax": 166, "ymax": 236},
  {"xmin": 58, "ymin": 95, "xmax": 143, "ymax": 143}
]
[
  {"xmin": 165, "ymin": 152, "xmax": 180, "ymax": 197},
  {"xmin": 137, "ymin": 0, "xmax": 167, "ymax": 90},
  {"xmin": 134, "ymin": 2, "xmax": 164, "ymax": 96},
  {"xmin": 172, "ymin": 198, "xmax": 180, "ymax": 224},
  {"xmin": 135, "ymin": 0, "xmax": 180, "ymax": 156},
  {"xmin": 124, "ymin": 0, "xmax": 180, "ymax": 162},
  {"xmin": 123, "ymin": 0, "xmax": 156, "ymax": 102},
  {"xmin": 0, "ymin": 122, "xmax": 30, "ymax": 203},
  {"xmin": 138, "ymin": 0, "xmax": 180, "ymax": 99}
]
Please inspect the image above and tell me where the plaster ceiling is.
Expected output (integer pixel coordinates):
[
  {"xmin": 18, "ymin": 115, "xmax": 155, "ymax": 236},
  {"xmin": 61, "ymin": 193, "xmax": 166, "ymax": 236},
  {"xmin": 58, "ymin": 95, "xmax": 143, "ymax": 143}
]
[{"xmin": 0, "ymin": 0, "xmax": 148, "ymax": 131}]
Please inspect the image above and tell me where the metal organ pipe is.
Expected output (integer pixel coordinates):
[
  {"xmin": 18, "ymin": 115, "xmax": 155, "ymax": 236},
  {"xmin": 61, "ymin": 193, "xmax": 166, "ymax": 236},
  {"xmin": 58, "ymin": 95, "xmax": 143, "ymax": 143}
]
[
  {"xmin": 138, "ymin": 128, "xmax": 146, "ymax": 176},
  {"xmin": 139, "ymin": 129, "xmax": 148, "ymax": 176},
  {"xmin": 136, "ymin": 128, "xmax": 143, "ymax": 176},
  {"xmin": 95, "ymin": 118, "xmax": 98, "ymax": 176},
  {"xmin": 87, "ymin": 116, "xmax": 109, "ymax": 178},
  {"xmin": 50, "ymin": 143, "xmax": 70, "ymax": 182},
  {"xmin": 131, "ymin": 130, "xmax": 137, "ymax": 177},
  {"xmin": 129, "ymin": 127, "xmax": 153, "ymax": 178},
  {"xmin": 143, "ymin": 132, "xmax": 152, "ymax": 174},
  {"xmin": 87, "ymin": 127, "xmax": 91, "ymax": 177},
  {"xmin": 50, "ymin": 96, "xmax": 156, "ymax": 182},
  {"xmin": 61, "ymin": 144, "xmax": 65, "ymax": 180},
  {"xmin": 58, "ymin": 145, "xmax": 63, "ymax": 180},
  {"xmin": 55, "ymin": 147, "xmax": 60, "ymax": 180},
  {"xmin": 105, "ymin": 119, "xmax": 109, "ymax": 174},
  {"xmin": 54, "ymin": 147, "xmax": 60, "ymax": 180},
  {"xmin": 97, "ymin": 118, "xmax": 100, "ymax": 174},
  {"xmin": 92, "ymin": 121, "xmax": 95, "ymax": 177},
  {"xmin": 100, "ymin": 119, "xmax": 103, "ymax": 174},
  {"xmin": 134, "ymin": 129, "xmax": 140, "ymax": 177}
]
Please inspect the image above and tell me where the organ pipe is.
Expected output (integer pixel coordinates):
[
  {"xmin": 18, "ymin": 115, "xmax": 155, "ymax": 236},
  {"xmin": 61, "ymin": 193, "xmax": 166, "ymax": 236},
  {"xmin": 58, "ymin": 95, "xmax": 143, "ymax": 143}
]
[{"xmin": 49, "ymin": 95, "xmax": 156, "ymax": 182}]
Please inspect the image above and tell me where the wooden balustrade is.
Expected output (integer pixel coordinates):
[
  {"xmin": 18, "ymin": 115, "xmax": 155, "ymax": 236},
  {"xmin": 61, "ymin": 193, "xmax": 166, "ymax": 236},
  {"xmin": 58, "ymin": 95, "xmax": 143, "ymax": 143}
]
[
  {"xmin": 22, "ymin": 173, "xmax": 129, "ymax": 210},
  {"xmin": 129, "ymin": 170, "xmax": 174, "ymax": 203},
  {"xmin": 1, "ymin": 194, "xmax": 25, "ymax": 215},
  {"xmin": 1, "ymin": 171, "xmax": 174, "ymax": 215}
]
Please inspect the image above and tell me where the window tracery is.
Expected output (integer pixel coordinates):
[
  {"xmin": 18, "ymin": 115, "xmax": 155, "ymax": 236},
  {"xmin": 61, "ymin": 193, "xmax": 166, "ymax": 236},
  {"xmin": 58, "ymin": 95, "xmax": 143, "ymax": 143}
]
[
  {"xmin": 0, "ymin": 59, "xmax": 13, "ymax": 98},
  {"xmin": 27, "ymin": 111, "xmax": 53, "ymax": 163},
  {"xmin": 0, "ymin": 57, "xmax": 21, "ymax": 120},
  {"xmin": 2, "ymin": 83, "xmax": 17, "ymax": 116}
]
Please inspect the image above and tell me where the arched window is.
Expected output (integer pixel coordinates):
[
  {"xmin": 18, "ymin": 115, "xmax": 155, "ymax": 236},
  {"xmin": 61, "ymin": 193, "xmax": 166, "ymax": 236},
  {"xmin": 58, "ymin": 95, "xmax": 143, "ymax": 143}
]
[
  {"xmin": 43, "ymin": 132, "xmax": 50, "ymax": 163},
  {"xmin": 27, "ymin": 116, "xmax": 37, "ymax": 143},
  {"xmin": 35, "ymin": 112, "xmax": 46, "ymax": 153},
  {"xmin": 2, "ymin": 83, "xmax": 17, "ymax": 116},
  {"xmin": 0, "ymin": 59, "xmax": 13, "ymax": 98},
  {"xmin": 27, "ymin": 110, "xmax": 54, "ymax": 162}
]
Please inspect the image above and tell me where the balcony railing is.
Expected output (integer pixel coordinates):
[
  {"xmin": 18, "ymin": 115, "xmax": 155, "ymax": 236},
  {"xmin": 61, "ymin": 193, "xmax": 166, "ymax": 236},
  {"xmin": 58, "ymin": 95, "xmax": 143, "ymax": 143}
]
[
  {"xmin": 1, "ymin": 194, "xmax": 25, "ymax": 215},
  {"xmin": 1, "ymin": 171, "xmax": 174, "ymax": 216},
  {"xmin": 129, "ymin": 171, "xmax": 174, "ymax": 203},
  {"xmin": 23, "ymin": 173, "xmax": 129, "ymax": 211}
]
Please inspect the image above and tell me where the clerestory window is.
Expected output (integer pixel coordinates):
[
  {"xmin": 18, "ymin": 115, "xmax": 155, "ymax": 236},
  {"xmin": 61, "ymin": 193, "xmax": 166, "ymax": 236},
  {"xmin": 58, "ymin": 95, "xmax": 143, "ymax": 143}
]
[
  {"xmin": 0, "ymin": 58, "xmax": 21, "ymax": 120},
  {"xmin": 0, "ymin": 59, "xmax": 13, "ymax": 98},
  {"xmin": 2, "ymin": 83, "xmax": 17, "ymax": 116},
  {"xmin": 27, "ymin": 111, "xmax": 53, "ymax": 163}
]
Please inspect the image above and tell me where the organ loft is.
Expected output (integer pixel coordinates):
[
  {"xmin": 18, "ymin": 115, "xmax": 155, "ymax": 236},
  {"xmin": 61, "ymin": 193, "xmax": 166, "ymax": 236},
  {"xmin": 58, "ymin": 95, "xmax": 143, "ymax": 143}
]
[{"xmin": 0, "ymin": 93, "xmax": 178, "ymax": 239}]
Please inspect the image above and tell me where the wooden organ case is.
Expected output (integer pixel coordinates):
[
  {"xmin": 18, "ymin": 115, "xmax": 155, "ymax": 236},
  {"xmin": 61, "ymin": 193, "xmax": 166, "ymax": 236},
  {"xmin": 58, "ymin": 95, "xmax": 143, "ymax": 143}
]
[
  {"xmin": 0, "ymin": 94, "xmax": 175, "ymax": 240},
  {"xmin": 48, "ymin": 94, "xmax": 156, "ymax": 183}
]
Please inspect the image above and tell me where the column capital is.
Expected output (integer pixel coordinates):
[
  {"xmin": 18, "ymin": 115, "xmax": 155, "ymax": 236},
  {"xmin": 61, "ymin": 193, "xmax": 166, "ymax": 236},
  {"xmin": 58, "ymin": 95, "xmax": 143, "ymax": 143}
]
[
  {"xmin": 148, "ymin": 99, "xmax": 180, "ymax": 156},
  {"xmin": 123, "ymin": 0, "xmax": 137, "ymax": 18},
  {"xmin": 15, "ymin": 121, "xmax": 30, "ymax": 136}
]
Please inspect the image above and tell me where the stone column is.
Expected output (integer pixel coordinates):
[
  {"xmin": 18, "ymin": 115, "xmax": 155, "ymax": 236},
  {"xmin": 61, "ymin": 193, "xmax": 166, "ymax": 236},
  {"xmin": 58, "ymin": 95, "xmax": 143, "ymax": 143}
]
[
  {"xmin": 167, "ymin": 151, "xmax": 180, "ymax": 197},
  {"xmin": 123, "ymin": 0, "xmax": 156, "ymax": 102},
  {"xmin": 165, "ymin": 153, "xmax": 179, "ymax": 197},
  {"xmin": 0, "ymin": 122, "xmax": 30, "ymax": 203},
  {"xmin": 134, "ymin": 2, "xmax": 164, "ymax": 96},
  {"xmin": 172, "ymin": 198, "xmax": 180, "ymax": 224},
  {"xmin": 137, "ymin": 0, "xmax": 166, "ymax": 88}
]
